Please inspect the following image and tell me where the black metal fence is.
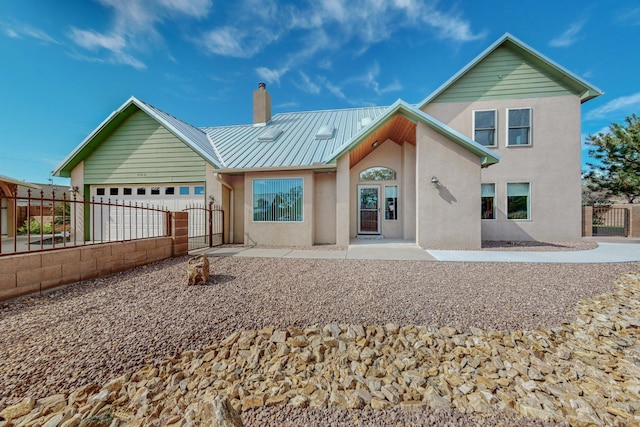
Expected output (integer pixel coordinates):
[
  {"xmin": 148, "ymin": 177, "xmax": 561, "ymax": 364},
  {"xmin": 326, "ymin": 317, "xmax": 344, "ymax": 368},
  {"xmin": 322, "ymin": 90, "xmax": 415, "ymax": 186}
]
[
  {"xmin": 0, "ymin": 190, "xmax": 170, "ymax": 256},
  {"xmin": 184, "ymin": 203, "xmax": 224, "ymax": 250},
  {"xmin": 592, "ymin": 206, "xmax": 630, "ymax": 237}
]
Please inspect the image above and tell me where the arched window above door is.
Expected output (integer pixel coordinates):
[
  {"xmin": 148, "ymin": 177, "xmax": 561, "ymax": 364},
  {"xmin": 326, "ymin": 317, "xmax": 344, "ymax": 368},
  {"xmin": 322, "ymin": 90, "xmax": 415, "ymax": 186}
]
[{"xmin": 359, "ymin": 167, "xmax": 396, "ymax": 181}]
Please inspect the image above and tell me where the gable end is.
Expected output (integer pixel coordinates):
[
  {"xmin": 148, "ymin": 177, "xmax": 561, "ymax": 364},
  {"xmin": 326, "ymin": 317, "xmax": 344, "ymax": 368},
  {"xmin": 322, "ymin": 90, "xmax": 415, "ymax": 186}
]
[
  {"xmin": 431, "ymin": 45, "xmax": 583, "ymax": 103},
  {"xmin": 84, "ymin": 110, "xmax": 205, "ymax": 185}
]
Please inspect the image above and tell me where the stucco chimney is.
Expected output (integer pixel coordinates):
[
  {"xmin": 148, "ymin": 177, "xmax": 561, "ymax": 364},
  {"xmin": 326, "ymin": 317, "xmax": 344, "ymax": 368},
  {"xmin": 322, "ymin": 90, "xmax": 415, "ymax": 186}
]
[{"xmin": 253, "ymin": 82, "xmax": 271, "ymax": 125}]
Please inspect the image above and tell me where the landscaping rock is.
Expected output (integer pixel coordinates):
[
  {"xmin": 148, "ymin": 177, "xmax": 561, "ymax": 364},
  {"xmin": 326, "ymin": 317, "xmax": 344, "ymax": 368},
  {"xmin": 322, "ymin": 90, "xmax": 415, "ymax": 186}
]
[{"xmin": 187, "ymin": 255, "xmax": 210, "ymax": 285}]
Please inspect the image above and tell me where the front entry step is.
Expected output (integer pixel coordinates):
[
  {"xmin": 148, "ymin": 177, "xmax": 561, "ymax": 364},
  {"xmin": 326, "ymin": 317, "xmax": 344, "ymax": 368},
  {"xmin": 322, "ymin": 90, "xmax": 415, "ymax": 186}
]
[{"xmin": 357, "ymin": 235, "xmax": 384, "ymax": 240}]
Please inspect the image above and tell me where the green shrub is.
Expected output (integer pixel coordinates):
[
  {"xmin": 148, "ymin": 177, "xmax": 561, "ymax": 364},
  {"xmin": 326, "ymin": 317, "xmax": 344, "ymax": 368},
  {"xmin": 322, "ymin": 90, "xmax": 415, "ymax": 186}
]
[{"xmin": 17, "ymin": 219, "xmax": 53, "ymax": 235}]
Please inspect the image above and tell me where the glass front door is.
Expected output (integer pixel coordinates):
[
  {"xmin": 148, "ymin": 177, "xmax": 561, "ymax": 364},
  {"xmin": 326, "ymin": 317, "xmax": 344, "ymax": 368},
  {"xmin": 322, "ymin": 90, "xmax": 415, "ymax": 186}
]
[{"xmin": 358, "ymin": 185, "xmax": 380, "ymax": 234}]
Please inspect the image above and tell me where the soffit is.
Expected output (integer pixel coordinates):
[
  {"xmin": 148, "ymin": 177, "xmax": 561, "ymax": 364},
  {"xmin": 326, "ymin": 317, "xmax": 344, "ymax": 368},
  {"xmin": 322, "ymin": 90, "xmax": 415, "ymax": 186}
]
[{"xmin": 349, "ymin": 115, "xmax": 416, "ymax": 168}]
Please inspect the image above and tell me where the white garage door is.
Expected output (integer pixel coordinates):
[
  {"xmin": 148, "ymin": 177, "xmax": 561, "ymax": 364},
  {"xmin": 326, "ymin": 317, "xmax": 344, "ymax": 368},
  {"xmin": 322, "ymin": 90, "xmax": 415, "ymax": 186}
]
[{"xmin": 89, "ymin": 183, "xmax": 205, "ymax": 241}]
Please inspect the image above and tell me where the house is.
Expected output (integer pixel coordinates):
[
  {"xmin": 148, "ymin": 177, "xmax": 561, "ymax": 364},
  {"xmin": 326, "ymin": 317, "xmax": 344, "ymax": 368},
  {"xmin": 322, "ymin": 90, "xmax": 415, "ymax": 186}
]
[
  {"xmin": 53, "ymin": 33, "xmax": 602, "ymax": 249},
  {"xmin": 0, "ymin": 174, "xmax": 40, "ymax": 237}
]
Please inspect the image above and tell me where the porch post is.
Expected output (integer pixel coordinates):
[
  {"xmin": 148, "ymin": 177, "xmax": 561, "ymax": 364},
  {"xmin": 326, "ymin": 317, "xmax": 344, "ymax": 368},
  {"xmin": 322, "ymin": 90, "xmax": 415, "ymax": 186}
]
[{"xmin": 336, "ymin": 154, "xmax": 350, "ymax": 246}]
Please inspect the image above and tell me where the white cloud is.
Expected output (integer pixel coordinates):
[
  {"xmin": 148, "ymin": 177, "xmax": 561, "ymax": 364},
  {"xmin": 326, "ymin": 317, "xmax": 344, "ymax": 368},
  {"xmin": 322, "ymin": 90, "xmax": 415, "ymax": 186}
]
[
  {"xmin": 256, "ymin": 67, "xmax": 289, "ymax": 85},
  {"xmin": 200, "ymin": 0, "xmax": 483, "ymax": 83},
  {"xmin": 201, "ymin": 27, "xmax": 249, "ymax": 57},
  {"xmin": 615, "ymin": 7, "xmax": 640, "ymax": 26},
  {"xmin": 68, "ymin": 28, "xmax": 125, "ymax": 51},
  {"xmin": 1, "ymin": 21, "xmax": 59, "ymax": 44},
  {"xmin": 157, "ymin": 0, "xmax": 211, "ymax": 18},
  {"xmin": 346, "ymin": 62, "xmax": 403, "ymax": 96},
  {"xmin": 68, "ymin": 0, "xmax": 212, "ymax": 68},
  {"xmin": 325, "ymin": 81, "xmax": 346, "ymax": 100},
  {"xmin": 296, "ymin": 72, "xmax": 321, "ymax": 94},
  {"xmin": 550, "ymin": 20, "xmax": 585, "ymax": 47},
  {"xmin": 585, "ymin": 92, "xmax": 640, "ymax": 120}
]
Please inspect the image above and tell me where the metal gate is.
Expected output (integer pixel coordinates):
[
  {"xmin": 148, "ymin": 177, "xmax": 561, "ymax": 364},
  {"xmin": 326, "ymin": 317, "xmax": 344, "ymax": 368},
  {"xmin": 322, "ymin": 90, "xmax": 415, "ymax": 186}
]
[
  {"xmin": 184, "ymin": 203, "xmax": 224, "ymax": 250},
  {"xmin": 592, "ymin": 207, "xmax": 629, "ymax": 237}
]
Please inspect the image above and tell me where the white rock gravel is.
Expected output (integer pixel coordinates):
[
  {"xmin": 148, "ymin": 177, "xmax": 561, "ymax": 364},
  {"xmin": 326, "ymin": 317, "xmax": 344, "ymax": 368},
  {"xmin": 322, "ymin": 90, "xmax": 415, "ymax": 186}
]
[{"xmin": 0, "ymin": 255, "xmax": 638, "ymax": 425}]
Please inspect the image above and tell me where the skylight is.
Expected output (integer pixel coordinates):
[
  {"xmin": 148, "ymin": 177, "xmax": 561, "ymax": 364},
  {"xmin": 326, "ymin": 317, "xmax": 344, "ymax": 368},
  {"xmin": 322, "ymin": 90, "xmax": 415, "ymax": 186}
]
[
  {"xmin": 358, "ymin": 117, "xmax": 372, "ymax": 131},
  {"xmin": 257, "ymin": 128, "xmax": 283, "ymax": 142},
  {"xmin": 315, "ymin": 124, "xmax": 335, "ymax": 139}
]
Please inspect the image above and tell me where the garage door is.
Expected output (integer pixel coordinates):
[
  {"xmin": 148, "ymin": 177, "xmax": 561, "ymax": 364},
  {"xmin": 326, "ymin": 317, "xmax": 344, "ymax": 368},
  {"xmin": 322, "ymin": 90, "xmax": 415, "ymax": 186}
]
[{"xmin": 89, "ymin": 183, "xmax": 205, "ymax": 241}]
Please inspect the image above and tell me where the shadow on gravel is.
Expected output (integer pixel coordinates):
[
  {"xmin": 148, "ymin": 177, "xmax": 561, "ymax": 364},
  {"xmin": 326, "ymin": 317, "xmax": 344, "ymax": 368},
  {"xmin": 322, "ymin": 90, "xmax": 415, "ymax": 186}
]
[{"xmin": 209, "ymin": 275, "xmax": 236, "ymax": 285}]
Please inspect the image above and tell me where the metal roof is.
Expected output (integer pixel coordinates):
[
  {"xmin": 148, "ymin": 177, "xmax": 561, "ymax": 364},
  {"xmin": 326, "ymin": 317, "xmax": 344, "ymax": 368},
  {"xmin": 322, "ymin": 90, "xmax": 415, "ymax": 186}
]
[
  {"xmin": 53, "ymin": 97, "xmax": 222, "ymax": 177},
  {"xmin": 135, "ymin": 99, "xmax": 222, "ymax": 167},
  {"xmin": 201, "ymin": 106, "xmax": 388, "ymax": 169}
]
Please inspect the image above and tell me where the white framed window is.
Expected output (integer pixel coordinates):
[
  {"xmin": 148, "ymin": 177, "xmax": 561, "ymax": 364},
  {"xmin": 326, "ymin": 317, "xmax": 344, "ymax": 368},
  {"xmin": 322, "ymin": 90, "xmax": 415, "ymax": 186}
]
[
  {"xmin": 506, "ymin": 182, "xmax": 530, "ymax": 220},
  {"xmin": 179, "ymin": 186, "xmax": 190, "ymax": 195},
  {"xmin": 481, "ymin": 183, "xmax": 496, "ymax": 220},
  {"xmin": 253, "ymin": 178, "xmax": 303, "ymax": 222},
  {"xmin": 194, "ymin": 186, "xmax": 205, "ymax": 195},
  {"xmin": 384, "ymin": 185, "xmax": 398, "ymax": 220},
  {"xmin": 473, "ymin": 110, "xmax": 497, "ymax": 147},
  {"xmin": 507, "ymin": 108, "xmax": 532, "ymax": 146}
]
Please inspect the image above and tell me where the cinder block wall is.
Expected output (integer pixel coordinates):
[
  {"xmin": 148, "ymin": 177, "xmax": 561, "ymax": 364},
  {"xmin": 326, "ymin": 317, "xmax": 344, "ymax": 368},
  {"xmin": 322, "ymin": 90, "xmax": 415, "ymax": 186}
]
[
  {"xmin": 0, "ymin": 237, "xmax": 174, "ymax": 301},
  {"xmin": 0, "ymin": 211, "xmax": 191, "ymax": 302}
]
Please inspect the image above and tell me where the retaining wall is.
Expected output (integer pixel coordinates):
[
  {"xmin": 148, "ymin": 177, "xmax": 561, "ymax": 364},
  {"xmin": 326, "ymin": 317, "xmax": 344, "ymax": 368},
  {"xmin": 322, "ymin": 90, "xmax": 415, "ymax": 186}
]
[{"xmin": 0, "ymin": 211, "xmax": 189, "ymax": 302}]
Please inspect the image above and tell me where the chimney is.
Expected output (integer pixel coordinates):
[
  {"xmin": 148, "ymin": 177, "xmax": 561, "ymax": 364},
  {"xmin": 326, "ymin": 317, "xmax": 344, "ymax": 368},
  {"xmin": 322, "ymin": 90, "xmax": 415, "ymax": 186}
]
[{"xmin": 253, "ymin": 82, "xmax": 271, "ymax": 125}]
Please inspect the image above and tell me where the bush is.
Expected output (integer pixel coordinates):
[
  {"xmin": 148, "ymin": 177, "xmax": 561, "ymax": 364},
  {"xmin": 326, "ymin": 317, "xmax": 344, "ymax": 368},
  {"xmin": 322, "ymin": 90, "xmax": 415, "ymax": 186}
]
[{"xmin": 17, "ymin": 219, "xmax": 53, "ymax": 235}]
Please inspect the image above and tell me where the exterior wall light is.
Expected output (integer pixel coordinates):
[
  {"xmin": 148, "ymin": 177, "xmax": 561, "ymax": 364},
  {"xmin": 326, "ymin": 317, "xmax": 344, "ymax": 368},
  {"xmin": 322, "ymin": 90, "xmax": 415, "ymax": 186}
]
[
  {"xmin": 431, "ymin": 176, "xmax": 439, "ymax": 186},
  {"xmin": 371, "ymin": 140, "xmax": 379, "ymax": 148}
]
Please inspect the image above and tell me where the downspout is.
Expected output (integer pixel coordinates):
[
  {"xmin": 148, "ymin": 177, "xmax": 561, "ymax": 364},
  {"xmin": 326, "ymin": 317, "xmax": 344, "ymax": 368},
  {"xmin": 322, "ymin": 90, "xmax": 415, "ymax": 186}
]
[{"xmin": 214, "ymin": 173, "xmax": 234, "ymax": 243}]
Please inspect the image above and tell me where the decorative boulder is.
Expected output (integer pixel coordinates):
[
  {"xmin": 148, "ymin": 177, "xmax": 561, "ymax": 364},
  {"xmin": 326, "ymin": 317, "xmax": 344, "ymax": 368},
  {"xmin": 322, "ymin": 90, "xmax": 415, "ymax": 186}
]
[{"xmin": 187, "ymin": 255, "xmax": 210, "ymax": 286}]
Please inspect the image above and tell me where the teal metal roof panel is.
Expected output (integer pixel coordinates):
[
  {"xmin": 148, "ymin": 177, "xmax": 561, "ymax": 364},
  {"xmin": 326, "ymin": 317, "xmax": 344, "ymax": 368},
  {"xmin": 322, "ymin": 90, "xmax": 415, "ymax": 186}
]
[
  {"xmin": 202, "ymin": 106, "xmax": 388, "ymax": 168},
  {"xmin": 137, "ymin": 99, "xmax": 222, "ymax": 167}
]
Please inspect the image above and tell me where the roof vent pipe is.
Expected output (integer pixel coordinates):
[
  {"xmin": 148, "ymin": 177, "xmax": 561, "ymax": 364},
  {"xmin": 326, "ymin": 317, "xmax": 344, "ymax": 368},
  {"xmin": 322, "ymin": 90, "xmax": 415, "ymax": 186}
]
[{"xmin": 253, "ymin": 82, "xmax": 271, "ymax": 125}]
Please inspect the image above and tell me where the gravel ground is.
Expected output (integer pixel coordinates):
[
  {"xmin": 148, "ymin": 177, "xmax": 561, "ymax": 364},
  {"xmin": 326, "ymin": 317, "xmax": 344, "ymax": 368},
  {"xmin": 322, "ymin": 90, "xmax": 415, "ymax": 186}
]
[{"xmin": 1, "ymin": 256, "xmax": 637, "ymax": 425}]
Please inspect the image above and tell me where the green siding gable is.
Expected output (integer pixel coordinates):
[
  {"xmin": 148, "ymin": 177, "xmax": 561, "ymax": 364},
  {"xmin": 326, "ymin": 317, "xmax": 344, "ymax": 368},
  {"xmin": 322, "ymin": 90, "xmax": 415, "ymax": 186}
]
[
  {"xmin": 432, "ymin": 46, "xmax": 578, "ymax": 103},
  {"xmin": 84, "ymin": 110, "xmax": 206, "ymax": 185}
]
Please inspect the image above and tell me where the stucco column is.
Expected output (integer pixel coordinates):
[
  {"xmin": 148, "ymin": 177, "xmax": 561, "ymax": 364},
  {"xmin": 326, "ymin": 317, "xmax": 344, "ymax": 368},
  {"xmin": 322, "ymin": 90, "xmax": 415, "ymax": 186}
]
[{"xmin": 336, "ymin": 154, "xmax": 350, "ymax": 246}]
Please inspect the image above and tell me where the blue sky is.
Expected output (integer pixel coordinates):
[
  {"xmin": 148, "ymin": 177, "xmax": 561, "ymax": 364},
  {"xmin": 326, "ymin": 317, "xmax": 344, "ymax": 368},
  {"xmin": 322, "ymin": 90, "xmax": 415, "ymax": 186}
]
[{"xmin": 2, "ymin": 0, "xmax": 639, "ymax": 185}]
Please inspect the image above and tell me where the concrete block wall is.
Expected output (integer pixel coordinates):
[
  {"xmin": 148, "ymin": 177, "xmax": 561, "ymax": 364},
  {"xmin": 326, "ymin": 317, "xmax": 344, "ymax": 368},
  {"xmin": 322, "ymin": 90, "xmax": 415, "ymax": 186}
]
[
  {"xmin": 0, "ymin": 237, "xmax": 174, "ymax": 301},
  {"xmin": 0, "ymin": 210, "xmax": 191, "ymax": 302}
]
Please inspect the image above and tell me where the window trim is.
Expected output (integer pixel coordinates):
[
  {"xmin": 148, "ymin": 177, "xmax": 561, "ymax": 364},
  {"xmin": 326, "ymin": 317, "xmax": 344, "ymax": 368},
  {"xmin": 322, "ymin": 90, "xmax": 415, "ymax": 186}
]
[
  {"xmin": 506, "ymin": 107, "xmax": 532, "ymax": 147},
  {"xmin": 473, "ymin": 109, "xmax": 497, "ymax": 148},
  {"xmin": 252, "ymin": 177, "xmax": 304, "ymax": 223},
  {"xmin": 506, "ymin": 182, "xmax": 531, "ymax": 221},
  {"xmin": 481, "ymin": 182, "xmax": 496, "ymax": 221}
]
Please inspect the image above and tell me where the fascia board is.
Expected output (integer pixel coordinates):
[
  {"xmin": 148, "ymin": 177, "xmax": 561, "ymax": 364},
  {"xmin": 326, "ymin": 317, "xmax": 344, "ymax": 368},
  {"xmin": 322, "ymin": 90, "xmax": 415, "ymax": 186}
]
[{"xmin": 53, "ymin": 97, "xmax": 136, "ymax": 177}]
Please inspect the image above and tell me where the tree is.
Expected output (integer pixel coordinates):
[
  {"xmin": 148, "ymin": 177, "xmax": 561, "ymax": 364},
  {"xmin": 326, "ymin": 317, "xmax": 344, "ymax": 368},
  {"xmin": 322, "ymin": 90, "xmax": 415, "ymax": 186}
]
[{"xmin": 585, "ymin": 114, "xmax": 640, "ymax": 203}]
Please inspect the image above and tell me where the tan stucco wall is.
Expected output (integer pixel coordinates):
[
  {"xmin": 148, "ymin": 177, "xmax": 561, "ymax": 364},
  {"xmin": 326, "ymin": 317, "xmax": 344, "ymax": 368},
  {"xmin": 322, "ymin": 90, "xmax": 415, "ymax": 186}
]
[
  {"xmin": 336, "ymin": 155, "xmax": 350, "ymax": 246},
  {"xmin": 402, "ymin": 142, "xmax": 416, "ymax": 240},
  {"xmin": 244, "ymin": 171, "xmax": 314, "ymax": 246},
  {"xmin": 313, "ymin": 172, "xmax": 337, "ymax": 244},
  {"xmin": 229, "ymin": 175, "xmax": 244, "ymax": 244},
  {"xmin": 349, "ymin": 140, "xmax": 404, "ymax": 238},
  {"xmin": 424, "ymin": 95, "xmax": 582, "ymax": 242},
  {"xmin": 416, "ymin": 123, "xmax": 482, "ymax": 249}
]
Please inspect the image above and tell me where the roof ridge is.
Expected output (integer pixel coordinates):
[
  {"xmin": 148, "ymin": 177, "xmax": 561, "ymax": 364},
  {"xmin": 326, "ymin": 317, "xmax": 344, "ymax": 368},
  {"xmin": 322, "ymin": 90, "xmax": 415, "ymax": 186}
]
[{"xmin": 137, "ymin": 98, "xmax": 206, "ymax": 135}]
